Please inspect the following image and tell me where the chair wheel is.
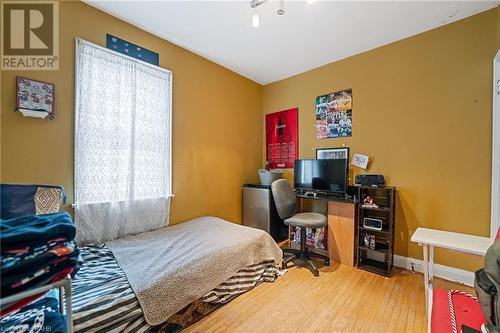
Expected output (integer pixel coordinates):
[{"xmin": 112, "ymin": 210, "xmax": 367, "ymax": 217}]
[
  {"xmin": 324, "ymin": 259, "xmax": 330, "ymax": 266},
  {"xmin": 282, "ymin": 262, "xmax": 287, "ymax": 269}
]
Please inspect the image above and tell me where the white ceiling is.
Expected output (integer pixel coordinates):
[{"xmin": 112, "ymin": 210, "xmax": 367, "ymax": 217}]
[{"xmin": 86, "ymin": 1, "xmax": 498, "ymax": 85}]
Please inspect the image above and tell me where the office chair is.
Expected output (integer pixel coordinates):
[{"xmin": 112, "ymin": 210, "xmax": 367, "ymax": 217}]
[{"xmin": 271, "ymin": 179, "xmax": 330, "ymax": 277}]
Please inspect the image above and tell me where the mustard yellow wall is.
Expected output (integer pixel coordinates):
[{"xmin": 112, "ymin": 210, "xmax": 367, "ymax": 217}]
[
  {"xmin": 497, "ymin": 6, "xmax": 500, "ymax": 49},
  {"xmin": 0, "ymin": 1, "xmax": 263, "ymax": 225},
  {"xmin": 263, "ymin": 9, "xmax": 499, "ymax": 272}
]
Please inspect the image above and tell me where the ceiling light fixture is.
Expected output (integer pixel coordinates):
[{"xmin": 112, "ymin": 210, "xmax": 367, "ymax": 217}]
[
  {"xmin": 252, "ymin": 8, "xmax": 260, "ymax": 28},
  {"xmin": 307, "ymin": 0, "xmax": 316, "ymax": 4},
  {"xmin": 250, "ymin": 0, "xmax": 285, "ymax": 27},
  {"xmin": 277, "ymin": 0, "xmax": 285, "ymax": 15}
]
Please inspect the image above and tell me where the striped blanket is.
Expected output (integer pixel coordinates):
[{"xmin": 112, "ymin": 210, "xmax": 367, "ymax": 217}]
[{"xmin": 72, "ymin": 245, "xmax": 280, "ymax": 332}]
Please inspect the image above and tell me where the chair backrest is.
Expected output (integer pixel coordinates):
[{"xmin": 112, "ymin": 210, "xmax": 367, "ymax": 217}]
[
  {"xmin": 271, "ymin": 179, "xmax": 297, "ymax": 219},
  {"xmin": 0, "ymin": 184, "xmax": 66, "ymax": 219}
]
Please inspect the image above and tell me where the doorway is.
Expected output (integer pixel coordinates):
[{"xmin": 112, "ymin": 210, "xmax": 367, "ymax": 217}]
[{"xmin": 491, "ymin": 49, "xmax": 500, "ymax": 237}]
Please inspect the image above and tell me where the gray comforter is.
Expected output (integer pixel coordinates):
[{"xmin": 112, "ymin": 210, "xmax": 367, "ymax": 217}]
[{"xmin": 107, "ymin": 216, "xmax": 283, "ymax": 325}]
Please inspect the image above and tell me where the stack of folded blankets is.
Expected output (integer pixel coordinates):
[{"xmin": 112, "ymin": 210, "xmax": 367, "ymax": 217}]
[{"xmin": 0, "ymin": 212, "xmax": 80, "ymax": 316}]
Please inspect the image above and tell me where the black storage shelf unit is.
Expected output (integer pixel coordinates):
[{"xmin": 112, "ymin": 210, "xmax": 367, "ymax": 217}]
[{"xmin": 356, "ymin": 186, "xmax": 396, "ymax": 277}]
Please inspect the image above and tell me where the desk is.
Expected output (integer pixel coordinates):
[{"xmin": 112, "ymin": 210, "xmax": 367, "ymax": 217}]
[
  {"xmin": 295, "ymin": 193, "xmax": 358, "ymax": 266},
  {"xmin": 410, "ymin": 228, "xmax": 493, "ymax": 320}
]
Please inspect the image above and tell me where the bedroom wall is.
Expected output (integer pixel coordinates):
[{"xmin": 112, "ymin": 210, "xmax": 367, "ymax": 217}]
[
  {"xmin": 497, "ymin": 5, "xmax": 500, "ymax": 49},
  {"xmin": 262, "ymin": 9, "xmax": 499, "ymax": 272},
  {"xmin": 0, "ymin": 1, "xmax": 263, "ymax": 225}
]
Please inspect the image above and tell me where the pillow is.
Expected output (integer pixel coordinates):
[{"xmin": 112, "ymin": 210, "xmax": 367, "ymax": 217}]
[
  {"xmin": 74, "ymin": 196, "xmax": 170, "ymax": 245},
  {"xmin": 34, "ymin": 187, "xmax": 64, "ymax": 214}
]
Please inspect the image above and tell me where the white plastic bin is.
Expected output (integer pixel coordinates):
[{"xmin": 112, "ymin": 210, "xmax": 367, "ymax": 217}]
[{"xmin": 258, "ymin": 169, "xmax": 283, "ymax": 185}]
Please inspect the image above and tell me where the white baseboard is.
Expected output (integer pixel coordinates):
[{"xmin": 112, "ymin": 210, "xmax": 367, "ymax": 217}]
[{"xmin": 393, "ymin": 254, "xmax": 475, "ymax": 287}]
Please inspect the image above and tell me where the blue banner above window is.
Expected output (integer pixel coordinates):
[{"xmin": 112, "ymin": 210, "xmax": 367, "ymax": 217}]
[{"xmin": 106, "ymin": 34, "xmax": 159, "ymax": 66}]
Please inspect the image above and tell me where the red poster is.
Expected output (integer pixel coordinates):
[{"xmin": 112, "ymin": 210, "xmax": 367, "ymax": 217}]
[{"xmin": 266, "ymin": 108, "xmax": 299, "ymax": 169}]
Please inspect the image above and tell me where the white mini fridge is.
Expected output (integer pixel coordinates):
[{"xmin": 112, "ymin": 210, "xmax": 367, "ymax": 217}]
[{"xmin": 243, "ymin": 184, "xmax": 287, "ymax": 241}]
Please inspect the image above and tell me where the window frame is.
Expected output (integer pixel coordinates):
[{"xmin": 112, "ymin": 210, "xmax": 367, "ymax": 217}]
[{"xmin": 492, "ymin": 49, "xmax": 500, "ymax": 238}]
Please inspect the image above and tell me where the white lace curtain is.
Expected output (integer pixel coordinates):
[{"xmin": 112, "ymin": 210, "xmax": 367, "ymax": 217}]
[{"xmin": 74, "ymin": 38, "xmax": 172, "ymax": 245}]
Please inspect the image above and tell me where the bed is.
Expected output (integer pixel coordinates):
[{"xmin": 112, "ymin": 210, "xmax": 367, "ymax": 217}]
[
  {"xmin": 72, "ymin": 216, "xmax": 283, "ymax": 332},
  {"xmin": 0, "ymin": 184, "xmax": 283, "ymax": 332}
]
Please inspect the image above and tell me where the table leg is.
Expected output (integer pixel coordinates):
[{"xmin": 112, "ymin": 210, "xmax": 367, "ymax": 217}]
[
  {"xmin": 422, "ymin": 244, "xmax": 429, "ymax": 320},
  {"xmin": 64, "ymin": 279, "xmax": 73, "ymax": 333},
  {"xmin": 58, "ymin": 286, "xmax": 64, "ymax": 315},
  {"xmin": 429, "ymin": 245, "xmax": 434, "ymax": 279},
  {"xmin": 428, "ymin": 245, "xmax": 434, "ymax": 320}
]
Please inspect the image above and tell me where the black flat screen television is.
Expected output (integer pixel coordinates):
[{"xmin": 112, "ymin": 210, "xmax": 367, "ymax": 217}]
[{"xmin": 294, "ymin": 159, "xmax": 348, "ymax": 194}]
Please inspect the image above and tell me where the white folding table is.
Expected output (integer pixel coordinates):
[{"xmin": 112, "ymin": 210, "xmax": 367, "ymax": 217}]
[{"xmin": 410, "ymin": 227, "xmax": 493, "ymax": 321}]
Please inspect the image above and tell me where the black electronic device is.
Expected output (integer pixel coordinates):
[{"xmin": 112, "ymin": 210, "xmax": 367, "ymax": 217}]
[
  {"xmin": 461, "ymin": 325, "xmax": 481, "ymax": 333},
  {"xmin": 355, "ymin": 174, "xmax": 385, "ymax": 186},
  {"xmin": 294, "ymin": 159, "xmax": 348, "ymax": 194},
  {"xmin": 363, "ymin": 217, "xmax": 383, "ymax": 231}
]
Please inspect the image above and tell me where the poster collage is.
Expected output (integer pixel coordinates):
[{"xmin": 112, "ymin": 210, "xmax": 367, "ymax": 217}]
[
  {"xmin": 265, "ymin": 89, "xmax": 353, "ymax": 169},
  {"xmin": 315, "ymin": 89, "xmax": 353, "ymax": 139}
]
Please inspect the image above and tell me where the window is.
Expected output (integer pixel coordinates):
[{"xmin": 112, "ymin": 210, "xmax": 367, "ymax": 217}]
[
  {"xmin": 75, "ymin": 38, "xmax": 172, "ymax": 204},
  {"xmin": 74, "ymin": 38, "xmax": 172, "ymax": 244}
]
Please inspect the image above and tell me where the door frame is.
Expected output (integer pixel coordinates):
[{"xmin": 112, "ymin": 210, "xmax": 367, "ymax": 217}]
[{"xmin": 491, "ymin": 49, "xmax": 500, "ymax": 238}]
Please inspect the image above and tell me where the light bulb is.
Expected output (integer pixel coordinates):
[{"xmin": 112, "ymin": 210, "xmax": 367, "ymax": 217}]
[
  {"xmin": 277, "ymin": 0, "xmax": 285, "ymax": 15},
  {"xmin": 307, "ymin": 0, "xmax": 315, "ymax": 4},
  {"xmin": 252, "ymin": 9, "xmax": 260, "ymax": 28}
]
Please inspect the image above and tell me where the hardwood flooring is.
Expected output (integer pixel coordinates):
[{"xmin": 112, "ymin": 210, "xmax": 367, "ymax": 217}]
[{"xmin": 185, "ymin": 263, "xmax": 474, "ymax": 333}]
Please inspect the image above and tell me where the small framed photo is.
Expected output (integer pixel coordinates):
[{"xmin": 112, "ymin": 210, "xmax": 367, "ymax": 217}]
[
  {"xmin": 316, "ymin": 147, "xmax": 349, "ymax": 160},
  {"xmin": 16, "ymin": 76, "xmax": 55, "ymax": 119}
]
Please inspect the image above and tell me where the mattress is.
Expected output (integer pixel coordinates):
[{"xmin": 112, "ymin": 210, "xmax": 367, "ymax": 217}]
[{"xmin": 72, "ymin": 245, "xmax": 280, "ymax": 332}]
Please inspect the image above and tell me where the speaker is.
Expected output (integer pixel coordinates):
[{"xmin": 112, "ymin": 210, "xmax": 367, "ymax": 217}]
[
  {"xmin": 355, "ymin": 174, "xmax": 385, "ymax": 186},
  {"xmin": 346, "ymin": 185, "xmax": 358, "ymax": 197},
  {"xmin": 363, "ymin": 218, "xmax": 383, "ymax": 231}
]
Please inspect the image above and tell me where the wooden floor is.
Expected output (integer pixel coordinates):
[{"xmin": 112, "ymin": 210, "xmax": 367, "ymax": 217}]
[{"xmin": 185, "ymin": 263, "xmax": 473, "ymax": 333}]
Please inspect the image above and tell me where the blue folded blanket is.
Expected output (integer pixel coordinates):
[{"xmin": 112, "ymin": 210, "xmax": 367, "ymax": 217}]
[
  {"xmin": 0, "ymin": 212, "xmax": 76, "ymax": 251},
  {"xmin": 1, "ymin": 247, "xmax": 80, "ymax": 298}
]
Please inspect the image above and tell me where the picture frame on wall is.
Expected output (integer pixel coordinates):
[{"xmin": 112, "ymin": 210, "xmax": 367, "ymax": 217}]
[
  {"xmin": 316, "ymin": 147, "xmax": 349, "ymax": 160},
  {"xmin": 15, "ymin": 76, "xmax": 55, "ymax": 119},
  {"xmin": 315, "ymin": 88, "xmax": 353, "ymax": 139},
  {"xmin": 266, "ymin": 108, "xmax": 299, "ymax": 169}
]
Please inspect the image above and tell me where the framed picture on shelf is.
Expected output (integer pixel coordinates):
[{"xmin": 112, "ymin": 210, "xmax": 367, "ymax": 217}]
[{"xmin": 316, "ymin": 147, "xmax": 349, "ymax": 160}]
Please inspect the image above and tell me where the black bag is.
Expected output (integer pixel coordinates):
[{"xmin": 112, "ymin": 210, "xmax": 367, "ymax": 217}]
[{"xmin": 474, "ymin": 239, "xmax": 500, "ymax": 332}]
